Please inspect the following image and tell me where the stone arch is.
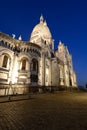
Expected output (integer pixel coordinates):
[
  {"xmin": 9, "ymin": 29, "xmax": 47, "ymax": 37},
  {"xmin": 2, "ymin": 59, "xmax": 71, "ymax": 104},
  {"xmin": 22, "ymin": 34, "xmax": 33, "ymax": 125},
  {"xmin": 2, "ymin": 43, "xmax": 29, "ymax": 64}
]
[
  {"xmin": 20, "ymin": 57, "xmax": 28, "ymax": 70},
  {"xmin": 19, "ymin": 53, "xmax": 31, "ymax": 61},
  {"xmin": 19, "ymin": 54, "xmax": 31, "ymax": 71},
  {"xmin": 2, "ymin": 53, "xmax": 11, "ymax": 69},
  {"xmin": 30, "ymin": 58, "xmax": 39, "ymax": 84},
  {"xmin": 32, "ymin": 58, "xmax": 38, "ymax": 73},
  {"xmin": 1, "ymin": 49, "xmax": 13, "ymax": 59}
]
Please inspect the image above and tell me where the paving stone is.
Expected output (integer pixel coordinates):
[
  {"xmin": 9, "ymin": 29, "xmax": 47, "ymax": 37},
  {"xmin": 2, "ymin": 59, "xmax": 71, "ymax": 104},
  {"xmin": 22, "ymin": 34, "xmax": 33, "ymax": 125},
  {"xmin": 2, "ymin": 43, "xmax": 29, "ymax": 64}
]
[{"xmin": 0, "ymin": 92, "xmax": 87, "ymax": 130}]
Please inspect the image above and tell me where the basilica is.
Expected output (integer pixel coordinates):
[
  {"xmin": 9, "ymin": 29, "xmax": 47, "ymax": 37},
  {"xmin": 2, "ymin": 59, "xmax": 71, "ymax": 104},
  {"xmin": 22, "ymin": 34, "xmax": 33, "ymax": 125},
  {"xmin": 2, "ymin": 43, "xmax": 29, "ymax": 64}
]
[{"xmin": 0, "ymin": 15, "xmax": 77, "ymax": 95}]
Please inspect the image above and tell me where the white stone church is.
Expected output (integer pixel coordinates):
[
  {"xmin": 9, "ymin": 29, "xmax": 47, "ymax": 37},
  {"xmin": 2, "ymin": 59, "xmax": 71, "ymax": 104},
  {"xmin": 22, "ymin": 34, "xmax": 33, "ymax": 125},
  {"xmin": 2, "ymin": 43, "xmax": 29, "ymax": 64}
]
[{"xmin": 0, "ymin": 15, "xmax": 77, "ymax": 94}]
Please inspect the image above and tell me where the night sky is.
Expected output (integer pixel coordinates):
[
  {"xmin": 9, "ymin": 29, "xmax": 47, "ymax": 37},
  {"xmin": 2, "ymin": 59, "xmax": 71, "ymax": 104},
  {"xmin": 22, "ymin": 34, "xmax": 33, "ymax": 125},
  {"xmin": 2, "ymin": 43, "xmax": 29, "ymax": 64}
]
[{"xmin": 0, "ymin": 0, "xmax": 87, "ymax": 86}]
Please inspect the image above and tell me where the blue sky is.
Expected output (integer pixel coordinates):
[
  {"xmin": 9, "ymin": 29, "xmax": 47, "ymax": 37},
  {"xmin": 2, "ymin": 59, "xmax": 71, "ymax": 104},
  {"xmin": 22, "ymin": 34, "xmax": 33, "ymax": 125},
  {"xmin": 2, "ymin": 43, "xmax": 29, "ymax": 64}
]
[{"xmin": 0, "ymin": 0, "xmax": 87, "ymax": 86}]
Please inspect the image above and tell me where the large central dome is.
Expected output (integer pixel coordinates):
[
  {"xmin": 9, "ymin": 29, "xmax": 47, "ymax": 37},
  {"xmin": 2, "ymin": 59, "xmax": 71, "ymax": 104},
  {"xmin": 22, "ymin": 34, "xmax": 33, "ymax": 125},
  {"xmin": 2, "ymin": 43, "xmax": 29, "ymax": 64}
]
[{"xmin": 30, "ymin": 15, "xmax": 52, "ymax": 46}]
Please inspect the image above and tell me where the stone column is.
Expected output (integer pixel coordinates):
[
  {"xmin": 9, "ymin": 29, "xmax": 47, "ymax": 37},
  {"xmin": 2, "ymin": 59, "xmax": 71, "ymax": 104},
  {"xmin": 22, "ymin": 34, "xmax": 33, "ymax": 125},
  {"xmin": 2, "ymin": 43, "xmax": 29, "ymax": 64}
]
[
  {"xmin": 41, "ymin": 52, "xmax": 45, "ymax": 86},
  {"xmin": 11, "ymin": 54, "xmax": 18, "ymax": 84}
]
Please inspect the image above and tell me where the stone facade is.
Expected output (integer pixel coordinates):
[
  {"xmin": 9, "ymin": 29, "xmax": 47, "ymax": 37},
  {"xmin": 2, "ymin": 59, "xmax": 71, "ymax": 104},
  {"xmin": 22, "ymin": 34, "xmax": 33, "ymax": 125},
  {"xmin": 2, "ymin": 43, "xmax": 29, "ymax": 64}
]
[{"xmin": 0, "ymin": 15, "xmax": 77, "ymax": 95}]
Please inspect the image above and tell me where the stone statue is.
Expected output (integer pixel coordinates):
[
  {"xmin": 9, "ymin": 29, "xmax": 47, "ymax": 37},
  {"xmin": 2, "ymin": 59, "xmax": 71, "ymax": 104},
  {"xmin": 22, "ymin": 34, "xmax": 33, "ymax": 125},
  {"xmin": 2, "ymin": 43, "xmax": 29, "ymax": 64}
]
[
  {"xmin": 12, "ymin": 34, "xmax": 16, "ymax": 39},
  {"xmin": 18, "ymin": 35, "xmax": 22, "ymax": 40}
]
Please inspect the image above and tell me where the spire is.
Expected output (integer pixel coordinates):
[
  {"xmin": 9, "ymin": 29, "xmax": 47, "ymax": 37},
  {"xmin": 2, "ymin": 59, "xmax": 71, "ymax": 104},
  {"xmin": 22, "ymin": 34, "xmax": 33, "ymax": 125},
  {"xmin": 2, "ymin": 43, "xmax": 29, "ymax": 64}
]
[
  {"xmin": 40, "ymin": 14, "xmax": 44, "ymax": 23},
  {"xmin": 59, "ymin": 40, "xmax": 62, "ymax": 45},
  {"xmin": 44, "ymin": 20, "xmax": 47, "ymax": 26},
  {"xmin": 18, "ymin": 35, "xmax": 22, "ymax": 40}
]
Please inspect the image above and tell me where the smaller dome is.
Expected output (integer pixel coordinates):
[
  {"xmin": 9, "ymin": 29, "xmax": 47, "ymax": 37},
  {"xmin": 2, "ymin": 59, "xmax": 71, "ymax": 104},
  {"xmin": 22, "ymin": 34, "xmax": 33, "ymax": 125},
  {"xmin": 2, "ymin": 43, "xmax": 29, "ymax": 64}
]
[{"xmin": 30, "ymin": 15, "xmax": 52, "ymax": 46}]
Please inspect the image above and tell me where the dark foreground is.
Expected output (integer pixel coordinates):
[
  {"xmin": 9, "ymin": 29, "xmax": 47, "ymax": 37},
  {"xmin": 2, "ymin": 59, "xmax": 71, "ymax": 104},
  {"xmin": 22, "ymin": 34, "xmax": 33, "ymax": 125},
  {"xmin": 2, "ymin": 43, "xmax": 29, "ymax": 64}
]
[{"xmin": 0, "ymin": 91, "xmax": 87, "ymax": 130}]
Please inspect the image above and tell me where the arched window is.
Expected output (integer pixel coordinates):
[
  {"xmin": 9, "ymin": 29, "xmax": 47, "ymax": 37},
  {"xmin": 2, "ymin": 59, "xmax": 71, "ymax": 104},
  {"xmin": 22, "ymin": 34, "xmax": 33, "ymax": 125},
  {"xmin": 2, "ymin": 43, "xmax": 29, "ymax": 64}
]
[
  {"xmin": 2, "ymin": 55, "xmax": 8, "ymax": 68},
  {"xmin": 32, "ymin": 59, "xmax": 38, "ymax": 72},
  {"xmin": 21, "ymin": 59, "xmax": 26, "ymax": 70}
]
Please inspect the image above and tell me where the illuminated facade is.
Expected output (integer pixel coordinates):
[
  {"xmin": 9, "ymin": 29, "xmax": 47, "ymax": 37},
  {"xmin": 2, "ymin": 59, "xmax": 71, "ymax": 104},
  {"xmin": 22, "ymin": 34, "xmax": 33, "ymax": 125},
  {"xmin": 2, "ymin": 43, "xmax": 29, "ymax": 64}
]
[{"xmin": 0, "ymin": 15, "xmax": 77, "ymax": 94}]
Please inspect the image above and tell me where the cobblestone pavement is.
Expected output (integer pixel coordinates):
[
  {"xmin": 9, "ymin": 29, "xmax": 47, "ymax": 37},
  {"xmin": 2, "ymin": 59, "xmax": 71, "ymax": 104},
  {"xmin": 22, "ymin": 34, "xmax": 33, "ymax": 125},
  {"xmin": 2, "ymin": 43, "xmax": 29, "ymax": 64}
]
[{"xmin": 0, "ymin": 92, "xmax": 87, "ymax": 130}]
